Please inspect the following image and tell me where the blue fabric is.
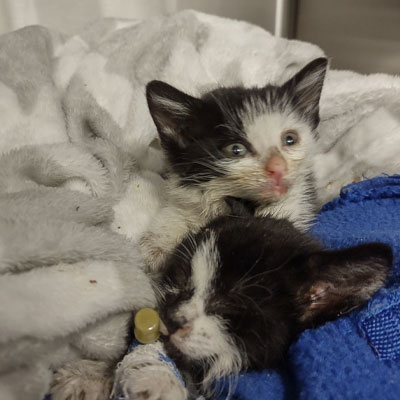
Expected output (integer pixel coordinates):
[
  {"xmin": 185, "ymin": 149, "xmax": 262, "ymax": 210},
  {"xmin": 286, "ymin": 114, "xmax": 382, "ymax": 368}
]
[{"xmin": 218, "ymin": 175, "xmax": 400, "ymax": 399}]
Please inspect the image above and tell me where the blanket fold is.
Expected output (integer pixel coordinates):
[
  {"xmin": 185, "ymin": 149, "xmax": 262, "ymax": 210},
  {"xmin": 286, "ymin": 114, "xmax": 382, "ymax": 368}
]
[{"xmin": 0, "ymin": 142, "xmax": 155, "ymax": 400}]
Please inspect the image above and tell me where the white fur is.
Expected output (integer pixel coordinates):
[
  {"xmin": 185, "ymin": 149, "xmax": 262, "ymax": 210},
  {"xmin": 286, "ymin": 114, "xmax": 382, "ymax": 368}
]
[
  {"xmin": 112, "ymin": 342, "xmax": 188, "ymax": 400},
  {"xmin": 140, "ymin": 175, "xmax": 230, "ymax": 271},
  {"xmin": 243, "ymin": 110, "xmax": 314, "ymax": 161},
  {"xmin": 151, "ymin": 94, "xmax": 191, "ymax": 117},
  {"xmin": 241, "ymin": 110, "xmax": 317, "ymax": 229},
  {"xmin": 169, "ymin": 235, "xmax": 242, "ymax": 392},
  {"xmin": 172, "ymin": 234, "xmax": 219, "ymax": 323},
  {"xmin": 191, "ymin": 233, "xmax": 219, "ymax": 299}
]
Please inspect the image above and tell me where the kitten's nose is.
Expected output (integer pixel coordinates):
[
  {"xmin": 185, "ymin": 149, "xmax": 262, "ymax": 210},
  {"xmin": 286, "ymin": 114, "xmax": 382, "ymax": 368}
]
[
  {"xmin": 173, "ymin": 323, "xmax": 192, "ymax": 339},
  {"xmin": 265, "ymin": 153, "xmax": 287, "ymax": 192}
]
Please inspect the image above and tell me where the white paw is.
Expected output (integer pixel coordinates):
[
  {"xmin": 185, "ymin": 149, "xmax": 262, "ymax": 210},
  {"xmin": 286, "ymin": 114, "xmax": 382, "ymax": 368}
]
[
  {"xmin": 112, "ymin": 349, "xmax": 188, "ymax": 400},
  {"xmin": 114, "ymin": 364, "xmax": 188, "ymax": 400},
  {"xmin": 50, "ymin": 359, "xmax": 113, "ymax": 400}
]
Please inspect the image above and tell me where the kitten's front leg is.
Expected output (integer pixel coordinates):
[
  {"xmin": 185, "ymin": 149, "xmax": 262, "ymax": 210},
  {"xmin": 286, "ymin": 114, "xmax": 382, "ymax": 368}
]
[
  {"xmin": 112, "ymin": 342, "xmax": 188, "ymax": 400},
  {"xmin": 50, "ymin": 359, "xmax": 113, "ymax": 400}
]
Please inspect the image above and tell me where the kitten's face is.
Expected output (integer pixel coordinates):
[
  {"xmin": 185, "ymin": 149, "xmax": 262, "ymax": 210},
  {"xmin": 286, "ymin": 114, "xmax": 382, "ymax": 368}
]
[
  {"xmin": 146, "ymin": 58, "xmax": 327, "ymax": 204},
  {"xmin": 157, "ymin": 215, "xmax": 391, "ymax": 393}
]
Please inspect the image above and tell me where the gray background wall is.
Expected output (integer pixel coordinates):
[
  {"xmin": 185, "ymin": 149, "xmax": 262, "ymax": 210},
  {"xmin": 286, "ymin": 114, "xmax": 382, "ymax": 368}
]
[
  {"xmin": 296, "ymin": 0, "xmax": 400, "ymax": 74},
  {"xmin": 0, "ymin": 0, "xmax": 398, "ymax": 75}
]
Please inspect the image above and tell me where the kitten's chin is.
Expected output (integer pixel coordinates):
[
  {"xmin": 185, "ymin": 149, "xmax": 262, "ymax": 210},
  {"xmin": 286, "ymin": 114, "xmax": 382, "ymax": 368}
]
[
  {"xmin": 270, "ymin": 184, "xmax": 288, "ymax": 196},
  {"xmin": 258, "ymin": 181, "xmax": 289, "ymax": 201}
]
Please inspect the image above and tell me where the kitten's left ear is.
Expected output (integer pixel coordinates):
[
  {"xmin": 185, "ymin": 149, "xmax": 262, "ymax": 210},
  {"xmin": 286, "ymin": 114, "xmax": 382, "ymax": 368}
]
[
  {"xmin": 296, "ymin": 242, "xmax": 392, "ymax": 327},
  {"xmin": 282, "ymin": 57, "xmax": 328, "ymax": 130}
]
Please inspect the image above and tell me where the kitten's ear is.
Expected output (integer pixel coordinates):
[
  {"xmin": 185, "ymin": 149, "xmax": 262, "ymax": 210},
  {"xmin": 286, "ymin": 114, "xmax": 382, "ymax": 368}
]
[
  {"xmin": 282, "ymin": 57, "xmax": 328, "ymax": 130},
  {"xmin": 146, "ymin": 80, "xmax": 202, "ymax": 148},
  {"xmin": 296, "ymin": 243, "xmax": 391, "ymax": 327}
]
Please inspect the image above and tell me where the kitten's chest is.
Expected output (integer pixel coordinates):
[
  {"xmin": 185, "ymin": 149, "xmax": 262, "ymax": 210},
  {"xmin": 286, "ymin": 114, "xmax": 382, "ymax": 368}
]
[
  {"xmin": 168, "ymin": 185, "xmax": 229, "ymax": 234},
  {"xmin": 140, "ymin": 181, "xmax": 229, "ymax": 272}
]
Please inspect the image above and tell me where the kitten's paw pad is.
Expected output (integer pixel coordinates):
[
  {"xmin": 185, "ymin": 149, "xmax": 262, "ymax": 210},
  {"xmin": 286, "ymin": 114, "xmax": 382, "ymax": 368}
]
[
  {"xmin": 50, "ymin": 359, "xmax": 112, "ymax": 400},
  {"xmin": 114, "ymin": 364, "xmax": 188, "ymax": 400}
]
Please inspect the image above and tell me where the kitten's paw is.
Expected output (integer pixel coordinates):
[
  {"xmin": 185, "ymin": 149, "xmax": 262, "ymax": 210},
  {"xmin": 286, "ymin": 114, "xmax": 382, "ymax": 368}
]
[
  {"xmin": 114, "ymin": 364, "xmax": 188, "ymax": 400},
  {"xmin": 50, "ymin": 359, "xmax": 113, "ymax": 400},
  {"xmin": 112, "ymin": 349, "xmax": 188, "ymax": 400}
]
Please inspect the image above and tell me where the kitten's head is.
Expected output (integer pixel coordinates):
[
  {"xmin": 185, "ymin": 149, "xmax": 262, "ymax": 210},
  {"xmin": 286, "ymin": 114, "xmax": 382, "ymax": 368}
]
[
  {"xmin": 146, "ymin": 58, "xmax": 327, "ymax": 205},
  {"xmin": 157, "ymin": 214, "xmax": 391, "ymax": 395}
]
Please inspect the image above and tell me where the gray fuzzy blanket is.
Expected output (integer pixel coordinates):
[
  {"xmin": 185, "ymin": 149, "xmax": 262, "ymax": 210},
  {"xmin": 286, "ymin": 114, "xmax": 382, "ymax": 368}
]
[
  {"xmin": 1, "ymin": 10, "xmax": 400, "ymax": 399},
  {"xmin": 0, "ymin": 141, "xmax": 157, "ymax": 399}
]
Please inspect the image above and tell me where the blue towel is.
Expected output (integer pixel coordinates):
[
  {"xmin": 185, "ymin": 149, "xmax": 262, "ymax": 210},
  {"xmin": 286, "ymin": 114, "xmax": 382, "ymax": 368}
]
[{"xmin": 219, "ymin": 175, "xmax": 400, "ymax": 399}]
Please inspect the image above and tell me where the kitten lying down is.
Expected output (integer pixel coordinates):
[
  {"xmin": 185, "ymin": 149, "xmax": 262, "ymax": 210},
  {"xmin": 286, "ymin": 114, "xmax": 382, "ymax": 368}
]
[{"xmin": 110, "ymin": 201, "xmax": 391, "ymax": 400}]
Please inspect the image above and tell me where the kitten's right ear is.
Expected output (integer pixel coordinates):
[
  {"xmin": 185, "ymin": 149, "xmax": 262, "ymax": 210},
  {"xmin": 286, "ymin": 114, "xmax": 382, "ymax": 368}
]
[{"xmin": 146, "ymin": 81, "xmax": 202, "ymax": 148}]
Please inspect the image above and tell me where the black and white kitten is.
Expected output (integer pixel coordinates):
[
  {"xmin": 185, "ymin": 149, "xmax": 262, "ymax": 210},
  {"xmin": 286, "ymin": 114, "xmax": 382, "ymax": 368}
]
[
  {"xmin": 150, "ymin": 206, "xmax": 391, "ymax": 399},
  {"xmin": 141, "ymin": 58, "xmax": 328, "ymax": 271}
]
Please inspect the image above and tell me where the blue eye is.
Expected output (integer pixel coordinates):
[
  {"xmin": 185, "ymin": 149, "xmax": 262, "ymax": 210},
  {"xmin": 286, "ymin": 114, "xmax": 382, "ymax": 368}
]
[
  {"xmin": 224, "ymin": 143, "xmax": 249, "ymax": 157},
  {"xmin": 282, "ymin": 130, "xmax": 299, "ymax": 146}
]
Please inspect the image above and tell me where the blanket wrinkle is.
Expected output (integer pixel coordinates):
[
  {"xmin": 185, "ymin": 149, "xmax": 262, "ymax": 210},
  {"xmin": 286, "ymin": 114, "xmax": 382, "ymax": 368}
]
[
  {"xmin": 1, "ymin": 10, "xmax": 400, "ymax": 400},
  {"xmin": 0, "ymin": 140, "xmax": 155, "ymax": 400},
  {"xmin": 0, "ymin": 187, "xmax": 115, "ymax": 226}
]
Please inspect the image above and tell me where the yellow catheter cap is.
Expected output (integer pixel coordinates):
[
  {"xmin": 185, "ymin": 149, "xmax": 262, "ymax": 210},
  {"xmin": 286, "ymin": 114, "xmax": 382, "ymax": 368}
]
[{"xmin": 134, "ymin": 308, "xmax": 160, "ymax": 344}]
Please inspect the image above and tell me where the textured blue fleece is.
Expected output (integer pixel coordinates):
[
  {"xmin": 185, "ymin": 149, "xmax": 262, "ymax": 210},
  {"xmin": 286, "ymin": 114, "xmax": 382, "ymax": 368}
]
[{"xmin": 219, "ymin": 175, "xmax": 400, "ymax": 399}]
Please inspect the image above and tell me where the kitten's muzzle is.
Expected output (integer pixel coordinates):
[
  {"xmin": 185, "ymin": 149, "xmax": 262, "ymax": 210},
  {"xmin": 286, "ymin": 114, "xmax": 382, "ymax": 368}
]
[
  {"xmin": 161, "ymin": 316, "xmax": 192, "ymax": 347},
  {"xmin": 262, "ymin": 153, "xmax": 288, "ymax": 196},
  {"xmin": 160, "ymin": 315, "xmax": 190, "ymax": 337},
  {"xmin": 172, "ymin": 323, "xmax": 192, "ymax": 339},
  {"xmin": 264, "ymin": 153, "xmax": 288, "ymax": 192}
]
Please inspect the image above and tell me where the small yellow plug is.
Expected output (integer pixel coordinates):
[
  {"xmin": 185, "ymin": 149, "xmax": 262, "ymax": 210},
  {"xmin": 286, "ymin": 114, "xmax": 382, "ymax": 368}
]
[{"xmin": 134, "ymin": 308, "xmax": 160, "ymax": 344}]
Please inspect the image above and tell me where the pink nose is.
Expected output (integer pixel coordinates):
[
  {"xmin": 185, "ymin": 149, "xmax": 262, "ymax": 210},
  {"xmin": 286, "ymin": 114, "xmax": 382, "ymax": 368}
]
[
  {"xmin": 173, "ymin": 323, "xmax": 191, "ymax": 339},
  {"xmin": 265, "ymin": 153, "xmax": 287, "ymax": 184}
]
